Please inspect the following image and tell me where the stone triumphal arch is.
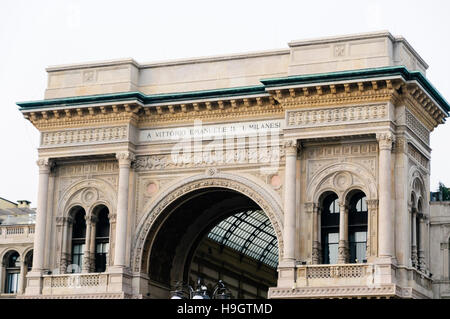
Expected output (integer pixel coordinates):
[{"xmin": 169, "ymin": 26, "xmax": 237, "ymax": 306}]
[{"xmin": 16, "ymin": 31, "xmax": 450, "ymax": 298}]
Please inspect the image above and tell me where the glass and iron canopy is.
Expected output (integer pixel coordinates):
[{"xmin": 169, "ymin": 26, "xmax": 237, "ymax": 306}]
[{"xmin": 207, "ymin": 209, "xmax": 278, "ymax": 268}]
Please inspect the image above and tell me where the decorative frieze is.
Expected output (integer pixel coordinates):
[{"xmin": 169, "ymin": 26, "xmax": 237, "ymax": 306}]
[
  {"xmin": 41, "ymin": 126, "xmax": 128, "ymax": 147},
  {"xmin": 58, "ymin": 162, "xmax": 119, "ymax": 177},
  {"xmin": 287, "ymin": 104, "xmax": 388, "ymax": 128},
  {"xmin": 305, "ymin": 143, "xmax": 378, "ymax": 159},
  {"xmin": 408, "ymin": 144, "xmax": 429, "ymax": 170},
  {"xmin": 405, "ymin": 110, "xmax": 430, "ymax": 144},
  {"xmin": 133, "ymin": 146, "xmax": 285, "ymax": 171}
]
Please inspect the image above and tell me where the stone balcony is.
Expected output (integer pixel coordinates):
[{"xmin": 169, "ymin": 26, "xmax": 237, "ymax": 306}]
[
  {"xmin": 42, "ymin": 273, "xmax": 109, "ymax": 296},
  {"xmin": 269, "ymin": 263, "xmax": 432, "ymax": 299},
  {"xmin": 0, "ymin": 224, "xmax": 35, "ymax": 244},
  {"xmin": 19, "ymin": 269, "xmax": 139, "ymax": 299}
]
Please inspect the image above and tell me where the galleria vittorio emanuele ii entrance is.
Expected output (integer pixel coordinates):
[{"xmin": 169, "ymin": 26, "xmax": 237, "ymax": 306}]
[
  {"xmin": 11, "ymin": 31, "xmax": 450, "ymax": 299},
  {"xmin": 142, "ymin": 185, "xmax": 280, "ymax": 298}
]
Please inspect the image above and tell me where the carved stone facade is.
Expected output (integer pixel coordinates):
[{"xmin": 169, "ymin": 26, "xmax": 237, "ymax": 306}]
[{"xmin": 12, "ymin": 31, "xmax": 450, "ymax": 299}]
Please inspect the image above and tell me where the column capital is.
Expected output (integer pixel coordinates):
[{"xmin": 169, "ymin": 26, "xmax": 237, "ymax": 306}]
[
  {"xmin": 116, "ymin": 151, "xmax": 135, "ymax": 167},
  {"xmin": 366, "ymin": 199, "xmax": 379, "ymax": 210},
  {"xmin": 338, "ymin": 202, "xmax": 349, "ymax": 212},
  {"xmin": 36, "ymin": 157, "xmax": 55, "ymax": 173},
  {"xmin": 304, "ymin": 202, "xmax": 319, "ymax": 213},
  {"xmin": 56, "ymin": 216, "xmax": 73, "ymax": 226},
  {"xmin": 108, "ymin": 213, "xmax": 117, "ymax": 223},
  {"xmin": 394, "ymin": 135, "xmax": 409, "ymax": 153},
  {"xmin": 85, "ymin": 214, "xmax": 98, "ymax": 224},
  {"xmin": 376, "ymin": 132, "xmax": 395, "ymax": 151},
  {"xmin": 283, "ymin": 139, "xmax": 300, "ymax": 157}
]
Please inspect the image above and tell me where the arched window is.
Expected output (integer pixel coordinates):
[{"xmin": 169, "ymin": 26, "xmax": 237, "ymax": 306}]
[
  {"xmin": 94, "ymin": 205, "xmax": 110, "ymax": 272},
  {"xmin": 70, "ymin": 207, "xmax": 86, "ymax": 273},
  {"xmin": 348, "ymin": 191, "xmax": 368, "ymax": 263},
  {"xmin": 24, "ymin": 250, "xmax": 33, "ymax": 272},
  {"xmin": 3, "ymin": 251, "xmax": 20, "ymax": 294},
  {"xmin": 416, "ymin": 199, "xmax": 422, "ymax": 266},
  {"xmin": 321, "ymin": 193, "xmax": 340, "ymax": 264}
]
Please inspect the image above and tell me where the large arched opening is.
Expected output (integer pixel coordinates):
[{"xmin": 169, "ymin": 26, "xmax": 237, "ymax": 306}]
[{"xmin": 140, "ymin": 186, "xmax": 280, "ymax": 299}]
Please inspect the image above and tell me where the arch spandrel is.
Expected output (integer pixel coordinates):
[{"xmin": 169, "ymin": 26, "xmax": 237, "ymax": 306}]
[
  {"xmin": 58, "ymin": 178, "xmax": 117, "ymax": 217},
  {"xmin": 307, "ymin": 162, "xmax": 377, "ymax": 203},
  {"xmin": 131, "ymin": 172, "xmax": 284, "ymax": 273},
  {"xmin": 408, "ymin": 165, "xmax": 426, "ymax": 209}
]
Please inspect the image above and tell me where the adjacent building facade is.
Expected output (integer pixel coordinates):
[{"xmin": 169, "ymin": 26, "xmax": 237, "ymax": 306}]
[
  {"xmin": 11, "ymin": 31, "xmax": 450, "ymax": 298},
  {"xmin": 0, "ymin": 198, "xmax": 35, "ymax": 297}
]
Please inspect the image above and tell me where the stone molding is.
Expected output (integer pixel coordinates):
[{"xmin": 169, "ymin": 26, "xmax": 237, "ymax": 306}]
[
  {"xmin": 58, "ymin": 178, "xmax": 117, "ymax": 220},
  {"xmin": 133, "ymin": 146, "xmax": 284, "ymax": 171},
  {"xmin": 306, "ymin": 161, "xmax": 377, "ymax": 203},
  {"xmin": 271, "ymin": 79, "xmax": 401, "ymax": 110},
  {"xmin": 131, "ymin": 173, "xmax": 284, "ymax": 273},
  {"xmin": 287, "ymin": 103, "xmax": 388, "ymax": 128},
  {"xmin": 268, "ymin": 284, "xmax": 406, "ymax": 299},
  {"xmin": 405, "ymin": 109, "xmax": 430, "ymax": 145},
  {"xmin": 408, "ymin": 145, "xmax": 429, "ymax": 171},
  {"xmin": 40, "ymin": 125, "xmax": 128, "ymax": 147}
]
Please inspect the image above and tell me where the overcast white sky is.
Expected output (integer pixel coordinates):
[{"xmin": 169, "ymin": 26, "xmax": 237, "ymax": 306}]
[{"xmin": 1, "ymin": 0, "xmax": 449, "ymax": 206}]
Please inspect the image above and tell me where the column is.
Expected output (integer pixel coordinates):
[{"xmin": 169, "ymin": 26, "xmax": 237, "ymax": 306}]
[
  {"xmin": 418, "ymin": 215, "xmax": 427, "ymax": 272},
  {"xmin": 0, "ymin": 262, "xmax": 3, "ymax": 293},
  {"xmin": 338, "ymin": 203, "xmax": 349, "ymax": 263},
  {"xmin": 18, "ymin": 260, "xmax": 26, "ymax": 294},
  {"xmin": 89, "ymin": 216, "xmax": 97, "ymax": 272},
  {"xmin": 283, "ymin": 140, "xmax": 298, "ymax": 262},
  {"xmin": 59, "ymin": 217, "xmax": 73, "ymax": 273},
  {"xmin": 113, "ymin": 151, "xmax": 135, "ymax": 268},
  {"xmin": 309, "ymin": 203, "xmax": 321, "ymax": 264},
  {"xmin": 376, "ymin": 132, "xmax": 395, "ymax": 259},
  {"xmin": 32, "ymin": 158, "xmax": 53, "ymax": 271},
  {"xmin": 411, "ymin": 208, "xmax": 418, "ymax": 267},
  {"xmin": 82, "ymin": 216, "xmax": 92, "ymax": 273},
  {"xmin": 82, "ymin": 215, "xmax": 97, "ymax": 273}
]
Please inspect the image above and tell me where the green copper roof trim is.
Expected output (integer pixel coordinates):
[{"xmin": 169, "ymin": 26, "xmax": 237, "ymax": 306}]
[
  {"xmin": 17, "ymin": 85, "xmax": 266, "ymax": 110},
  {"xmin": 261, "ymin": 66, "xmax": 450, "ymax": 114},
  {"xmin": 17, "ymin": 66, "xmax": 449, "ymax": 114}
]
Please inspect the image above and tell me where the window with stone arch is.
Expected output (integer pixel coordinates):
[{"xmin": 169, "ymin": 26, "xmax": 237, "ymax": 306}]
[
  {"xmin": 347, "ymin": 190, "xmax": 368, "ymax": 263},
  {"xmin": 320, "ymin": 192, "xmax": 340, "ymax": 264},
  {"xmin": 93, "ymin": 204, "xmax": 110, "ymax": 273},
  {"xmin": 416, "ymin": 198, "xmax": 423, "ymax": 262},
  {"xmin": 69, "ymin": 206, "xmax": 86, "ymax": 273},
  {"xmin": 3, "ymin": 250, "xmax": 20, "ymax": 294},
  {"xmin": 410, "ymin": 176, "xmax": 425, "ymax": 270}
]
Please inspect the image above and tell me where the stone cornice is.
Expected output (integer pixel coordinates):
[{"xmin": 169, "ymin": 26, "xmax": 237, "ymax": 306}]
[{"xmin": 18, "ymin": 66, "xmax": 449, "ymax": 131}]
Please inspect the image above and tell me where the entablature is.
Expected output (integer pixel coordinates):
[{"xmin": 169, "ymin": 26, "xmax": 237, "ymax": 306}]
[{"xmin": 18, "ymin": 66, "xmax": 449, "ymax": 135}]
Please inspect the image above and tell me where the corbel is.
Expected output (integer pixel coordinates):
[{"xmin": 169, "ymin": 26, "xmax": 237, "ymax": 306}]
[
  {"xmin": 371, "ymin": 81, "xmax": 378, "ymax": 90},
  {"xmin": 289, "ymin": 88, "xmax": 296, "ymax": 98},
  {"xmin": 316, "ymin": 86, "xmax": 322, "ymax": 95}
]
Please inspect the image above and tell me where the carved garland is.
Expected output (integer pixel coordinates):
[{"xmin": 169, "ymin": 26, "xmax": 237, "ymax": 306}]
[{"xmin": 131, "ymin": 174, "xmax": 284, "ymax": 273}]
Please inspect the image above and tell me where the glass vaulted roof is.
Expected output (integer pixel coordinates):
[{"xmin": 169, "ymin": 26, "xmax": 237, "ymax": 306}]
[{"xmin": 207, "ymin": 210, "xmax": 279, "ymax": 268}]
